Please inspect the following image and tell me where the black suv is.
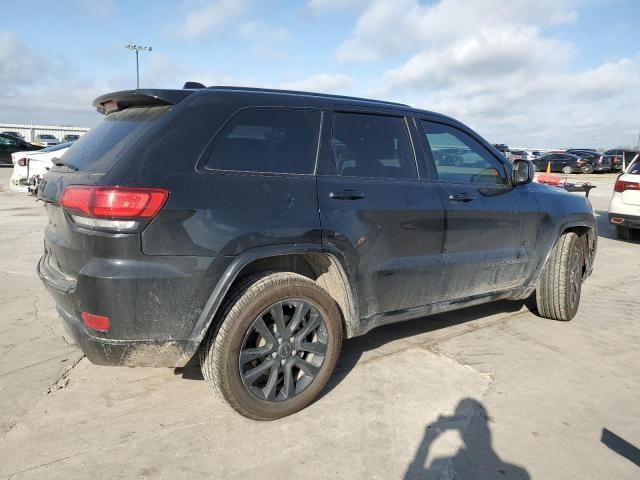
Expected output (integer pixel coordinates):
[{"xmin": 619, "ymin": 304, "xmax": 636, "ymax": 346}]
[{"xmin": 38, "ymin": 86, "xmax": 597, "ymax": 419}]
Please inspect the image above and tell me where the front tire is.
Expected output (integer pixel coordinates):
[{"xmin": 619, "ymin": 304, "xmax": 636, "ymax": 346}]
[
  {"xmin": 200, "ymin": 272, "xmax": 343, "ymax": 420},
  {"xmin": 536, "ymin": 232, "xmax": 583, "ymax": 321},
  {"xmin": 562, "ymin": 166, "xmax": 573, "ymax": 174}
]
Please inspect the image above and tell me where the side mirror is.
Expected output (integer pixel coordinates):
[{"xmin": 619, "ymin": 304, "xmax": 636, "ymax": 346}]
[{"xmin": 512, "ymin": 159, "xmax": 535, "ymax": 185}]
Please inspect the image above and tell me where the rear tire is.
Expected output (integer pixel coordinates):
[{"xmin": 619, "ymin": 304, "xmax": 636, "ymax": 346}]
[
  {"xmin": 200, "ymin": 272, "xmax": 343, "ymax": 420},
  {"xmin": 536, "ymin": 232, "xmax": 583, "ymax": 321},
  {"xmin": 562, "ymin": 166, "xmax": 573, "ymax": 174},
  {"xmin": 616, "ymin": 225, "xmax": 640, "ymax": 241},
  {"xmin": 616, "ymin": 225, "xmax": 632, "ymax": 240},
  {"xmin": 581, "ymin": 164, "xmax": 594, "ymax": 174}
]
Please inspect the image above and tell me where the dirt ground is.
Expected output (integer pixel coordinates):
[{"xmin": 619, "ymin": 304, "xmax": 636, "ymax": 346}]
[{"xmin": 0, "ymin": 168, "xmax": 638, "ymax": 479}]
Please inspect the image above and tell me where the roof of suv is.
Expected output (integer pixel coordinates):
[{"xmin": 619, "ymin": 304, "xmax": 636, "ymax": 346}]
[{"xmin": 92, "ymin": 85, "xmax": 465, "ymax": 127}]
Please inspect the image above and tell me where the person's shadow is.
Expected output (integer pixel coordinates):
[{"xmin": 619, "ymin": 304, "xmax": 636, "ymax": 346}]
[{"xmin": 405, "ymin": 398, "xmax": 530, "ymax": 480}]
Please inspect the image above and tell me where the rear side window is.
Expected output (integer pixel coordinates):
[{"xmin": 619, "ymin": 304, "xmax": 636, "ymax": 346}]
[
  {"xmin": 422, "ymin": 121, "xmax": 507, "ymax": 185},
  {"xmin": 329, "ymin": 112, "xmax": 417, "ymax": 179},
  {"xmin": 205, "ymin": 109, "xmax": 321, "ymax": 174},
  {"xmin": 63, "ymin": 106, "xmax": 169, "ymax": 173}
]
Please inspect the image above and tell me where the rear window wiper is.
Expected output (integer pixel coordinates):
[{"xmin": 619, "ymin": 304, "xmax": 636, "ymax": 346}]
[{"xmin": 52, "ymin": 158, "xmax": 78, "ymax": 171}]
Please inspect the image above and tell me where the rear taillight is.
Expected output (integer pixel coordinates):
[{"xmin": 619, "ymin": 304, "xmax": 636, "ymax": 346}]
[
  {"xmin": 614, "ymin": 180, "xmax": 640, "ymax": 193},
  {"xmin": 17, "ymin": 158, "xmax": 29, "ymax": 167},
  {"xmin": 60, "ymin": 186, "xmax": 169, "ymax": 231},
  {"xmin": 81, "ymin": 312, "xmax": 111, "ymax": 332}
]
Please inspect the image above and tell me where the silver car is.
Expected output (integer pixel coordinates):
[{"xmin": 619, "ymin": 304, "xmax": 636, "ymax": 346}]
[{"xmin": 34, "ymin": 134, "xmax": 60, "ymax": 146}]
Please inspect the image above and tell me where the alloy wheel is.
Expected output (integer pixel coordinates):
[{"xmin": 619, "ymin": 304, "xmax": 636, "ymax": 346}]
[{"xmin": 238, "ymin": 300, "xmax": 328, "ymax": 402}]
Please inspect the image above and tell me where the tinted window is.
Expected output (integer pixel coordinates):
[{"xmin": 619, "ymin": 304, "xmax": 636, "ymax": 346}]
[
  {"xmin": 0, "ymin": 134, "xmax": 19, "ymax": 146},
  {"xmin": 205, "ymin": 109, "xmax": 321, "ymax": 174},
  {"xmin": 63, "ymin": 106, "xmax": 169, "ymax": 173},
  {"xmin": 330, "ymin": 112, "xmax": 416, "ymax": 179},
  {"xmin": 422, "ymin": 121, "xmax": 507, "ymax": 185}
]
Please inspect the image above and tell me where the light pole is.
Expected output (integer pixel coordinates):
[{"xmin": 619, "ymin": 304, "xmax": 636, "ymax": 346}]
[{"xmin": 124, "ymin": 44, "xmax": 152, "ymax": 89}]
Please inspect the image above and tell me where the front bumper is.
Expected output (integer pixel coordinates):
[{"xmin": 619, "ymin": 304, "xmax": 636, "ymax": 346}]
[{"xmin": 609, "ymin": 212, "xmax": 640, "ymax": 229}]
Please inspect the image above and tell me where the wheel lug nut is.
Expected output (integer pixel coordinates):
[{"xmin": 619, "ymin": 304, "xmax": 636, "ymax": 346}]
[
  {"xmin": 272, "ymin": 352, "xmax": 277, "ymax": 358},
  {"xmin": 277, "ymin": 338, "xmax": 283, "ymax": 344},
  {"xmin": 292, "ymin": 350, "xmax": 297, "ymax": 355},
  {"xmin": 280, "ymin": 359, "xmax": 286, "ymax": 366},
  {"xmin": 289, "ymin": 337, "xmax": 294, "ymax": 343}
]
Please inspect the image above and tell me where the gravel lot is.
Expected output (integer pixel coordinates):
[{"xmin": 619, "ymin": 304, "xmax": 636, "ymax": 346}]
[{"xmin": 0, "ymin": 168, "xmax": 638, "ymax": 480}]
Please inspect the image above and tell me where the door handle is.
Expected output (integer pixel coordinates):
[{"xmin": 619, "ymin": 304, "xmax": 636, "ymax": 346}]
[
  {"xmin": 330, "ymin": 190, "xmax": 365, "ymax": 200},
  {"xmin": 448, "ymin": 192, "xmax": 475, "ymax": 203}
]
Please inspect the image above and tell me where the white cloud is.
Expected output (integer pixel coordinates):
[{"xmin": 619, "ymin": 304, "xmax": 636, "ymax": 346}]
[
  {"xmin": 308, "ymin": 0, "xmax": 369, "ymax": 13},
  {"xmin": 337, "ymin": 0, "xmax": 578, "ymax": 63},
  {"xmin": 176, "ymin": 0, "xmax": 249, "ymax": 39},
  {"xmin": 239, "ymin": 21, "xmax": 291, "ymax": 59},
  {"xmin": 0, "ymin": 32, "xmax": 46, "ymax": 91},
  {"xmin": 281, "ymin": 73, "xmax": 353, "ymax": 93},
  {"xmin": 333, "ymin": 0, "xmax": 639, "ymax": 148}
]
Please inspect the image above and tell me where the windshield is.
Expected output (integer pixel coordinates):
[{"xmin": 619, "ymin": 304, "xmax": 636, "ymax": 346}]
[
  {"xmin": 39, "ymin": 135, "xmax": 56, "ymax": 139},
  {"xmin": 61, "ymin": 105, "xmax": 169, "ymax": 172}
]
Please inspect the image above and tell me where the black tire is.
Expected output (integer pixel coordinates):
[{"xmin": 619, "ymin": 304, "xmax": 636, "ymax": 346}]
[
  {"xmin": 200, "ymin": 271, "xmax": 342, "ymax": 420},
  {"xmin": 535, "ymin": 232, "xmax": 583, "ymax": 321},
  {"xmin": 616, "ymin": 225, "xmax": 632, "ymax": 240},
  {"xmin": 581, "ymin": 164, "xmax": 594, "ymax": 174},
  {"xmin": 562, "ymin": 166, "xmax": 573, "ymax": 174},
  {"xmin": 616, "ymin": 225, "xmax": 640, "ymax": 241}
]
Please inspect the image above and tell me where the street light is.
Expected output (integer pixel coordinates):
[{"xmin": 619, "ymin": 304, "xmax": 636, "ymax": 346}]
[{"xmin": 124, "ymin": 44, "xmax": 152, "ymax": 89}]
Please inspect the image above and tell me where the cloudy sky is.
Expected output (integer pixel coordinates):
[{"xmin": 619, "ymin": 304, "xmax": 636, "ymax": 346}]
[{"xmin": 1, "ymin": 0, "xmax": 638, "ymax": 148}]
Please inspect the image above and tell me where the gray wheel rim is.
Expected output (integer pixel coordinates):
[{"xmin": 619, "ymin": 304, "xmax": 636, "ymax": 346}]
[
  {"xmin": 569, "ymin": 248, "xmax": 581, "ymax": 308},
  {"xmin": 238, "ymin": 300, "xmax": 328, "ymax": 402}
]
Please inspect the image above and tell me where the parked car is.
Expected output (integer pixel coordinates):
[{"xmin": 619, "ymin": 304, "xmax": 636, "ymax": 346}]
[
  {"xmin": 604, "ymin": 149, "xmax": 626, "ymax": 171},
  {"xmin": 1, "ymin": 130, "xmax": 25, "ymax": 140},
  {"xmin": 569, "ymin": 150, "xmax": 611, "ymax": 173},
  {"xmin": 508, "ymin": 150, "xmax": 528, "ymax": 161},
  {"xmin": 38, "ymin": 85, "xmax": 597, "ymax": 420},
  {"xmin": 0, "ymin": 133, "xmax": 43, "ymax": 165},
  {"xmin": 533, "ymin": 153, "xmax": 593, "ymax": 174},
  {"xmin": 531, "ymin": 151, "xmax": 544, "ymax": 158},
  {"xmin": 61, "ymin": 134, "xmax": 81, "ymax": 142},
  {"xmin": 492, "ymin": 144, "xmax": 509, "ymax": 158},
  {"xmin": 609, "ymin": 158, "xmax": 640, "ymax": 240},
  {"xmin": 566, "ymin": 148, "xmax": 597, "ymax": 154},
  {"xmin": 34, "ymin": 134, "xmax": 60, "ymax": 146},
  {"xmin": 9, "ymin": 142, "xmax": 72, "ymax": 192}
]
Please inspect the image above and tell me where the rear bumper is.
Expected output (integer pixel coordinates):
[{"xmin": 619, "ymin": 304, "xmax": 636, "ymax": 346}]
[
  {"xmin": 609, "ymin": 212, "xmax": 640, "ymax": 229},
  {"xmin": 37, "ymin": 252, "xmax": 232, "ymax": 367},
  {"xmin": 55, "ymin": 304, "xmax": 196, "ymax": 367}
]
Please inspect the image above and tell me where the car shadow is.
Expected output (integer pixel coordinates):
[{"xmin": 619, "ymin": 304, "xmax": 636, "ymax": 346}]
[
  {"xmin": 175, "ymin": 299, "xmax": 528, "ymax": 395},
  {"xmin": 405, "ymin": 398, "xmax": 530, "ymax": 479},
  {"xmin": 320, "ymin": 299, "xmax": 526, "ymax": 398}
]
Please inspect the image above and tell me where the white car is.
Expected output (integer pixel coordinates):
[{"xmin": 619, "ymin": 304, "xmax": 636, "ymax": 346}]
[
  {"xmin": 33, "ymin": 134, "xmax": 60, "ymax": 146},
  {"xmin": 609, "ymin": 156, "xmax": 640, "ymax": 240},
  {"xmin": 9, "ymin": 143, "xmax": 71, "ymax": 192}
]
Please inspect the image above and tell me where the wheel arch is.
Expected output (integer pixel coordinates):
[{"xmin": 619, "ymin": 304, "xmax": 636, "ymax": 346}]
[
  {"xmin": 188, "ymin": 244, "xmax": 360, "ymax": 352},
  {"xmin": 529, "ymin": 220, "xmax": 597, "ymax": 291}
]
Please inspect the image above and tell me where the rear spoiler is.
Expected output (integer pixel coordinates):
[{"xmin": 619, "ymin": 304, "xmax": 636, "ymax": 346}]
[{"xmin": 92, "ymin": 89, "xmax": 194, "ymax": 115}]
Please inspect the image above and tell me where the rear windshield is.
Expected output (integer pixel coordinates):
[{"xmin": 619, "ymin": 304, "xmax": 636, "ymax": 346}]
[{"xmin": 62, "ymin": 106, "xmax": 169, "ymax": 172}]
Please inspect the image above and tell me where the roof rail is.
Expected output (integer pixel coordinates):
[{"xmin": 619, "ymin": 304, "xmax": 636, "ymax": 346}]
[{"xmin": 207, "ymin": 85, "xmax": 410, "ymax": 108}]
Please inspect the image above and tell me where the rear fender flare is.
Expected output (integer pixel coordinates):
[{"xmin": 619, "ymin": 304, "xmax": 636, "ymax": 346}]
[{"xmin": 188, "ymin": 243, "xmax": 359, "ymax": 348}]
